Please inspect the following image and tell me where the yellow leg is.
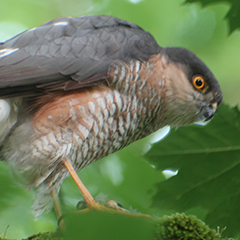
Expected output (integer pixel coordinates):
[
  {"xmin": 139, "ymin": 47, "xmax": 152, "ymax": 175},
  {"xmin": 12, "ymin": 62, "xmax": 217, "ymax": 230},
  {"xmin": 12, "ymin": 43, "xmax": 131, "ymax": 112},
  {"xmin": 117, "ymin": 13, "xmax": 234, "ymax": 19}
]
[
  {"xmin": 51, "ymin": 189, "xmax": 62, "ymax": 219},
  {"xmin": 63, "ymin": 159, "xmax": 99, "ymax": 207},
  {"xmin": 50, "ymin": 188, "xmax": 65, "ymax": 228},
  {"xmin": 63, "ymin": 158, "xmax": 150, "ymax": 218}
]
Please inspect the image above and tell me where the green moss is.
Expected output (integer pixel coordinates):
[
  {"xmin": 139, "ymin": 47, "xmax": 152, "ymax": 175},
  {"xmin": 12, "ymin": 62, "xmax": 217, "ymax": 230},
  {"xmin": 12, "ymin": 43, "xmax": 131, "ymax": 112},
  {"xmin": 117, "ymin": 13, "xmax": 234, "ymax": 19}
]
[{"xmin": 154, "ymin": 213, "xmax": 230, "ymax": 240}]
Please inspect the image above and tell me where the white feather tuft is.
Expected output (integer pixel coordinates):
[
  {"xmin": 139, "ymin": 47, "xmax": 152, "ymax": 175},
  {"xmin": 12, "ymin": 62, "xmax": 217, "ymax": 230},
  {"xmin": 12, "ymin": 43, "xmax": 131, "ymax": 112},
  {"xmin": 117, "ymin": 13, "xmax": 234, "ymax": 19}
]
[{"xmin": 0, "ymin": 99, "xmax": 11, "ymax": 121}]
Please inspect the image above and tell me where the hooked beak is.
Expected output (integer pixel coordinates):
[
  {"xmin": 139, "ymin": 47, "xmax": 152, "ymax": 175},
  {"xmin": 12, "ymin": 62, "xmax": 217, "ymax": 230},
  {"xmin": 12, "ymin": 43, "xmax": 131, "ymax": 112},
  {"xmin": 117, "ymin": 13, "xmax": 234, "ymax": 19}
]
[
  {"xmin": 195, "ymin": 102, "xmax": 218, "ymax": 125},
  {"xmin": 203, "ymin": 102, "xmax": 218, "ymax": 121}
]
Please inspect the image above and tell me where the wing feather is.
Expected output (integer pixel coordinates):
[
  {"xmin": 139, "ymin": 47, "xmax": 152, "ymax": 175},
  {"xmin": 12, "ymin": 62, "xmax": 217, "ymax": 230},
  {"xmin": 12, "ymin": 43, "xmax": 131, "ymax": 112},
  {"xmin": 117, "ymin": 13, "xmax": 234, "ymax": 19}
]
[{"xmin": 0, "ymin": 15, "xmax": 161, "ymax": 98}]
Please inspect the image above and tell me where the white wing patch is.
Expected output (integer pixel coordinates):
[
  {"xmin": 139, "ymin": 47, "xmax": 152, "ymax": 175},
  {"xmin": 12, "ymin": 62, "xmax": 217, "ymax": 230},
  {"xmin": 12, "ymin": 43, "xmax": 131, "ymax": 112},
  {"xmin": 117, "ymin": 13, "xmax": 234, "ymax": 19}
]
[
  {"xmin": 0, "ymin": 98, "xmax": 21, "ymax": 145},
  {"xmin": 53, "ymin": 21, "xmax": 69, "ymax": 26},
  {"xmin": 0, "ymin": 99, "xmax": 11, "ymax": 121},
  {"xmin": 0, "ymin": 48, "xmax": 19, "ymax": 58}
]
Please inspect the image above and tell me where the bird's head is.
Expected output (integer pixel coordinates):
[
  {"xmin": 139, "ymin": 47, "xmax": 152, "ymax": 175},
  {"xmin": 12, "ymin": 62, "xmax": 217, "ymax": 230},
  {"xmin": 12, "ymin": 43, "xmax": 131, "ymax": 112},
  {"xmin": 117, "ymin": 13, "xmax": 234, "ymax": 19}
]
[{"xmin": 159, "ymin": 47, "xmax": 222, "ymax": 127}]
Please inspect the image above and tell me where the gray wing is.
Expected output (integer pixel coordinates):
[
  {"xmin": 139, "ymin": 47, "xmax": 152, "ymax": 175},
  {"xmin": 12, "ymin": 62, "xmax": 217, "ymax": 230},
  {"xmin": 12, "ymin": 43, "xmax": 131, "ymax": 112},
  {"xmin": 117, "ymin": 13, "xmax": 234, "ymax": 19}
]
[{"xmin": 0, "ymin": 15, "xmax": 161, "ymax": 97}]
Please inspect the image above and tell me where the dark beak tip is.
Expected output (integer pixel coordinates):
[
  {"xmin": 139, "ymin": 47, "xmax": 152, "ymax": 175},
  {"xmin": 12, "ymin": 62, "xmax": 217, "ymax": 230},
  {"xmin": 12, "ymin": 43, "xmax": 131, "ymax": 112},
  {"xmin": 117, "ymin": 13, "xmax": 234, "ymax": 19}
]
[
  {"xmin": 204, "ymin": 114, "xmax": 214, "ymax": 122},
  {"xmin": 203, "ymin": 108, "xmax": 216, "ymax": 121}
]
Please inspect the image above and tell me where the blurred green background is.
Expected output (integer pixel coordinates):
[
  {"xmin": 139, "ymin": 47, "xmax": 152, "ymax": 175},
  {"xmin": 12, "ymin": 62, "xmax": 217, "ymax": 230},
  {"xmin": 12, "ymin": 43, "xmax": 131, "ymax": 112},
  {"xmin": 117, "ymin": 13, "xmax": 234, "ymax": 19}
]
[{"xmin": 0, "ymin": 0, "xmax": 239, "ymax": 239}]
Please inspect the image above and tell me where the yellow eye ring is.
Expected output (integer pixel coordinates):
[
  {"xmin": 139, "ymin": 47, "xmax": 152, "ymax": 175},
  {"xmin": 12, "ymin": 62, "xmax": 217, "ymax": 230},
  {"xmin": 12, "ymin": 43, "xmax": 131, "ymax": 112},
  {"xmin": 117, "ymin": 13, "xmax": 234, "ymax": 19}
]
[{"xmin": 192, "ymin": 75, "xmax": 205, "ymax": 90}]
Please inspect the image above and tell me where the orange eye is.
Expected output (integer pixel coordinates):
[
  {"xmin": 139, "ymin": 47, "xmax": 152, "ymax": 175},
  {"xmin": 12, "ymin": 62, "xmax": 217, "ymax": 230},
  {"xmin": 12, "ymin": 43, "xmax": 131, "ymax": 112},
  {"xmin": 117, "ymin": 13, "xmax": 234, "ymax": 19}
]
[{"xmin": 192, "ymin": 75, "xmax": 205, "ymax": 90}]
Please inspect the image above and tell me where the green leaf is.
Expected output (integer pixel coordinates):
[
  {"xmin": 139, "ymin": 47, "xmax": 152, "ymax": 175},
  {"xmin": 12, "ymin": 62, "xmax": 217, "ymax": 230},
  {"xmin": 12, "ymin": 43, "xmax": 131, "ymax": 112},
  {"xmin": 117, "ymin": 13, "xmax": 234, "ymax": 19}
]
[
  {"xmin": 0, "ymin": 163, "xmax": 26, "ymax": 210},
  {"xmin": 63, "ymin": 211, "xmax": 154, "ymax": 240},
  {"xmin": 145, "ymin": 104, "xmax": 240, "ymax": 236},
  {"xmin": 185, "ymin": 0, "xmax": 240, "ymax": 33}
]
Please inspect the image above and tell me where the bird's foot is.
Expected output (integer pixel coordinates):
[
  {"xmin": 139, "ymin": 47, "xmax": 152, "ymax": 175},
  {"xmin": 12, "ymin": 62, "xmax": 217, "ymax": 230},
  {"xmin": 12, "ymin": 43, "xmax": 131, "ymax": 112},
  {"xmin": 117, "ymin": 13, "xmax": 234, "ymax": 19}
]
[
  {"xmin": 63, "ymin": 159, "xmax": 149, "ymax": 218},
  {"xmin": 77, "ymin": 197, "xmax": 127, "ymax": 212},
  {"xmin": 76, "ymin": 198, "xmax": 150, "ymax": 218},
  {"xmin": 58, "ymin": 198, "xmax": 150, "ymax": 227},
  {"xmin": 103, "ymin": 200, "xmax": 129, "ymax": 212}
]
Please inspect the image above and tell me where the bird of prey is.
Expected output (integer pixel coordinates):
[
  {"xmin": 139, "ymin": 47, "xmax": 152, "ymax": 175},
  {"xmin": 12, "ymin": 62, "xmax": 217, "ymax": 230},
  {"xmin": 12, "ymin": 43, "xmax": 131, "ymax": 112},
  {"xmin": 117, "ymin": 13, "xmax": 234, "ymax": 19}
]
[{"xmin": 0, "ymin": 15, "xmax": 222, "ymax": 218}]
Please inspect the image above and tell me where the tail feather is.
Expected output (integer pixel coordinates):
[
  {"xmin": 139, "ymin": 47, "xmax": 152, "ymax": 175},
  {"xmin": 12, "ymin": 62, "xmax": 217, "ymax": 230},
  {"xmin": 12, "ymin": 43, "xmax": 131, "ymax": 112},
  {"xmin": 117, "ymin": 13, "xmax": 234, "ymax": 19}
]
[
  {"xmin": 32, "ymin": 183, "xmax": 54, "ymax": 219},
  {"xmin": 32, "ymin": 169, "xmax": 67, "ymax": 219}
]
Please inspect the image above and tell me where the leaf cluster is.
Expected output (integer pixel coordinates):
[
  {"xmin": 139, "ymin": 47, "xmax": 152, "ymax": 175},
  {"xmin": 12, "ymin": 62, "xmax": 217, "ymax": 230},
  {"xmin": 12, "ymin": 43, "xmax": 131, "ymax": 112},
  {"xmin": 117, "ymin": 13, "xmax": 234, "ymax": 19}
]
[
  {"xmin": 185, "ymin": 0, "xmax": 240, "ymax": 33},
  {"xmin": 145, "ymin": 104, "xmax": 240, "ymax": 237}
]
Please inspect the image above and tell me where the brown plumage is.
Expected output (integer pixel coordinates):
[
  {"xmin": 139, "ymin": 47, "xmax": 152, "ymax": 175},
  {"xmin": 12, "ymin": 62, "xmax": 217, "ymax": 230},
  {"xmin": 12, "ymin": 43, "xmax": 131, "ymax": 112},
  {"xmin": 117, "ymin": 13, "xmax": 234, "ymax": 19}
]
[{"xmin": 0, "ymin": 15, "xmax": 222, "ymax": 218}]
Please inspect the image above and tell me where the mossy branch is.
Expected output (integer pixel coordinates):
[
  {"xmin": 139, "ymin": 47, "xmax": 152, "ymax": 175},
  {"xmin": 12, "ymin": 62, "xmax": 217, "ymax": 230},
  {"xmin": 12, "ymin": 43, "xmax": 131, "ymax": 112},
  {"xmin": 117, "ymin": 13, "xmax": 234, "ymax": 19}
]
[{"xmin": 0, "ymin": 212, "xmax": 235, "ymax": 240}]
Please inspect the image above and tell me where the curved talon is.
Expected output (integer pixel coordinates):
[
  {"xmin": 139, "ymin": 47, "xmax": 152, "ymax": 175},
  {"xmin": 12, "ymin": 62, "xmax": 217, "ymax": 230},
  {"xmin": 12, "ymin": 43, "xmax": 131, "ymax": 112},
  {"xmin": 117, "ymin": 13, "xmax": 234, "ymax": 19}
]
[
  {"xmin": 58, "ymin": 215, "xmax": 66, "ymax": 229},
  {"xmin": 76, "ymin": 200, "xmax": 88, "ymax": 210},
  {"xmin": 103, "ymin": 200, "xmax": 129, "ymax": 213}
]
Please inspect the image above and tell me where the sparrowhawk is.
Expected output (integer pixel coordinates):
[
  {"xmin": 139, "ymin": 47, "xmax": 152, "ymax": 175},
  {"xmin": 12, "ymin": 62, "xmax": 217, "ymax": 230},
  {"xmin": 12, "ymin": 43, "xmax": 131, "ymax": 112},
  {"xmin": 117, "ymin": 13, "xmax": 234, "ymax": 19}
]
[{"xmin": 0, "ymin": 15, "xmax": 222, "ymax": 218}]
